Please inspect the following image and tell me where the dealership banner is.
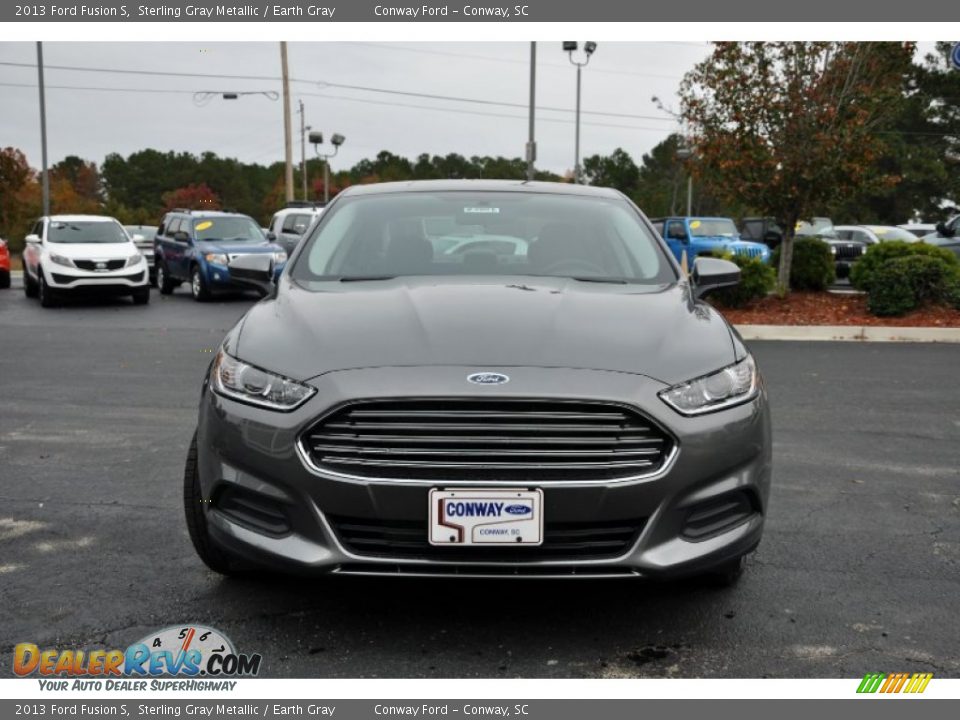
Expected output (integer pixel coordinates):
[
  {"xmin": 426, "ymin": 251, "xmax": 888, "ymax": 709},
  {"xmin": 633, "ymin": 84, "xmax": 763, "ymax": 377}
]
[
  {"xmin": 2, "ymin": 0, "xmax": 958, "ymax": 22},
  {"xmin": 0, "ymin": 698, "xmax": 958, "ymax": 719}
]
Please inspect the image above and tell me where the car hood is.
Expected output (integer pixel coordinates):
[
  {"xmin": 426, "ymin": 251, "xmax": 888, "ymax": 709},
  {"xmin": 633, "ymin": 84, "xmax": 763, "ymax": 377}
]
[
  {"xmin": 233, "ymin": 277, "xmax": 738, "ymax": 386},
  {"xmin": 197, "ymin": 240, "xmax": 281, "ymax": 255},
  {"xmin": 46, "ymin": 242, "xmax": 138, "ymax": 260}
]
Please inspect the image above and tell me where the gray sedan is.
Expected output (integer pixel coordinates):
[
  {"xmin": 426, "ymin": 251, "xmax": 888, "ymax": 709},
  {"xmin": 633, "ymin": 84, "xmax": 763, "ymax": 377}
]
[{"xmin": 184, "ymin": 180, "xmax": 772, "ymax": 584}]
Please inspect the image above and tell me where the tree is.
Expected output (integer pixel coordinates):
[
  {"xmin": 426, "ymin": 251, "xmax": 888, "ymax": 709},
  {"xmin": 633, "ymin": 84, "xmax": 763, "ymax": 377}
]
[
  {"xmin": 679, "ymin": 42, "xmax": 914, "ymax": 290},
  {"xmin": 161, "ymin": 183, "xmax": 221, "ymax": 212},
  {"xmin": 0, "ymin": 147, "xmax": 37, "ymax": 245},
  {"xmin": 581, "ymin": 148, "xmax": 640, "ymax": 195}
]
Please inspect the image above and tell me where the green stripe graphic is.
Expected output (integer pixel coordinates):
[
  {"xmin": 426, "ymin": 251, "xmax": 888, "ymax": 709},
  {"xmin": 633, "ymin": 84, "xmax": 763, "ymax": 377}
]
[{"xmin": 857, "ymin": 673, "xmax": 886, "ymax": 693}]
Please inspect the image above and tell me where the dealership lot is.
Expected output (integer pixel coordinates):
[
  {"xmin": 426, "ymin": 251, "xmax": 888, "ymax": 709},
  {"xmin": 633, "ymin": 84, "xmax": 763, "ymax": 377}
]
[{"xmin": 0, "ymin": 285, "xmax": 958, "ymax": 678}]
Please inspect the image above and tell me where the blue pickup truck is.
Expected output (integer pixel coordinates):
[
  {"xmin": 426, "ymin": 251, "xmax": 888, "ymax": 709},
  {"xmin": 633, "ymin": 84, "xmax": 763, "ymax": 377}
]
[
  {"xmin": 154, "ymin": 210, "xmax": 286, "ymax": 301},
  {"xmin": 650, "ymin": 216, "xmax": 771, "ymax": 266}
]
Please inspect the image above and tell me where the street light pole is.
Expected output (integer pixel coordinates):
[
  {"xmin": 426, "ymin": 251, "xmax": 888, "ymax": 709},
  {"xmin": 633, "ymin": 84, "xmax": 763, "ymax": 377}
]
[
  {"xmin": 526, "ymin": 41, "xmax": 536, "ymax": 181},
  {"xmin": 298, "ymin": 99, "xmax": 308, "ymax": 201},
  {"xmin": 309, "ymin": 132, "xmax": 345, "ymax": 205},
  {"xmin": 36, "ymin": 42, "xmax": 50, "ymax": 216},
  {"xmin": 563, "ymin": 42, "xmax": 596, "ymax": 185},
  {"xmin": 280, "ymin": 41, "xmax": 294, "ymax": 203}
]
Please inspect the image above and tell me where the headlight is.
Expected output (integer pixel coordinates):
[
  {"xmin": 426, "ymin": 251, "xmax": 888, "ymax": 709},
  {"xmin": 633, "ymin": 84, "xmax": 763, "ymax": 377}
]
[
  {"xmin": 124, "ymin": 254, "xmax": 142, "ymax": 268},
  {"xmin": 49, "ymin": 253, "xmax": 75, "ymax": 268},
  {"xmin": 273, "ymin": 251, "xmax": 288, "ymax": 264},
  {"xmin": 658, "ymin": 355, "xmax": 759, "ymax": 416},
  {"xmin": 210, "ymin": 349, "xmax": 315, "ymax": 411},
  {"xmin": 205, "ymin": 253, "xmax": 229, "ymax": 266}
]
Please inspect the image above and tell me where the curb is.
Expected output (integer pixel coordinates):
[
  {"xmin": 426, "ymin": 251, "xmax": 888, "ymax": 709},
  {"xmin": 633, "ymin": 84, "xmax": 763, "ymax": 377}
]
[{"xmin": 735, "ymin": 324, "xmax": 960, "ymax": 343}]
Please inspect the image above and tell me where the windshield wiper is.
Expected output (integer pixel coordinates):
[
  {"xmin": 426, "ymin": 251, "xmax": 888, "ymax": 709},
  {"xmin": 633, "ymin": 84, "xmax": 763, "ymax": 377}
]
[
  {"xmin": 338, "ymin": 275, "xmax": 397, "ymax": 282},
  {"xmin": 569, "ymin": 276, "xmax": 630, "ymax": 284}
]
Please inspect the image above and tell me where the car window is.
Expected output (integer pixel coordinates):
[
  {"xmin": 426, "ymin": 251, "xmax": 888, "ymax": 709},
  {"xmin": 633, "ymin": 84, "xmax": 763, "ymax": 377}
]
[
  {"xmin": 292, "ymin": 192, "xmax": 676, "ymax": 285},
  {"xmin": 193, "ymin": 216, "xmax": 263, "ymax": 242},
  {"xmin": 47, "ymin": 220, "xmax": 128, "ymax": 244},
  {"xmin": 282, "ymin": 213, "xmax": 313, "ymax": 234},
  {"xmin": 665, "ymin": 220, "xmax": 686, "ymax": 239},
  {"xmin": 688, "ymin": 219, "xmax": 738, "ymax": 237},
  {"xmin": 167, "ymin": 218, "xmax": 182, "ymax": 236}
]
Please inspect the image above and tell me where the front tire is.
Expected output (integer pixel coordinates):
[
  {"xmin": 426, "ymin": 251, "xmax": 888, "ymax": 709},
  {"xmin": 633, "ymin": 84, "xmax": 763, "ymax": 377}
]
[
  {"xmin": 132, "ymin": 287, "xmax": 150, "ymax": 305},
  {"xmin": 701, "ymin": 554, "xmax": 748, "ymax": 588},
  {"xmin": 38, "ymin": 269, "xmax": 58, "ymax": 308},
  {"xmin": 190, "ymin": 266, "xmax": 211, "ymax": 302},
  {"xmin": 0, "ymin": 269, "xmax": 9, "ymax": 289},
  {"xmin": 23, "ymin": 266, "xmax": 38, "ymax": 298},
  {"xmin": 157, "ymin": 261, "xmax": 176, "ymax": 295},
  {"xmin": 183, "ymin": 432, "xmax": 237, "ymax": 575}
]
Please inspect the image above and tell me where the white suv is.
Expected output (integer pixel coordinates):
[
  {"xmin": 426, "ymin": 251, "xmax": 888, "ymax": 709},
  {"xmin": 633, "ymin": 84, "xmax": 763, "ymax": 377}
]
[{"xmin": 22, "ymin": 215, "xmax": 150, "ymax": 307}]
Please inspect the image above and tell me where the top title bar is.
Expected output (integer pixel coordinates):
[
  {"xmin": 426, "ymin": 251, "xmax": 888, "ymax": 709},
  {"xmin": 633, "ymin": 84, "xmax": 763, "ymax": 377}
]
[{"xmin": 3, "ymin": 0, "xmax": 955, "ymax": 22}]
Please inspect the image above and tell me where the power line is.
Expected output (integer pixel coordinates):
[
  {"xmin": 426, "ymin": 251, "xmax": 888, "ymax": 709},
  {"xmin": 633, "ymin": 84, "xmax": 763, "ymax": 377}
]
[
  {"xmin": 0, "ymin": 81, "xmax": 670, "ymax": 132},
  {"xmin": 0, "ymin": 60, "xmax": 677, "ymax": 122}
]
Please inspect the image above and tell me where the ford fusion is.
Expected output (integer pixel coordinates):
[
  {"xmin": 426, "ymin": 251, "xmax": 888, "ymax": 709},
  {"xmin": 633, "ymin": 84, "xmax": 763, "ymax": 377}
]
[{"xmin": 185, "ymin": 180, "xmax": 771, "ymax": 583}]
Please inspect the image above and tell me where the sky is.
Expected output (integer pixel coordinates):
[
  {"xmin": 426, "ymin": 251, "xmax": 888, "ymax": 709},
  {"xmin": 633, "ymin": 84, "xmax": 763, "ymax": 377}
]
[{"xmin": 0, "ymin": 41, "xmax": 711, "ymax": 175}]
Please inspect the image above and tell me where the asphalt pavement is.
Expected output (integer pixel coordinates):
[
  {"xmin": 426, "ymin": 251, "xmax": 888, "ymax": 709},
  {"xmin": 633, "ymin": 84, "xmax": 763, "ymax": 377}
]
[{"xmin": 0, "ymin": 281, "xmax": 958, "ymax": 678}]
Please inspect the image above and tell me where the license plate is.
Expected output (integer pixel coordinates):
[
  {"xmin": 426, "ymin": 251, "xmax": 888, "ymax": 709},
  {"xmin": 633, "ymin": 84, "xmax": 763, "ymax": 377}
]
[{"xmin": 428, "ymin": 488, "xmax": 543, "ymax": 546}]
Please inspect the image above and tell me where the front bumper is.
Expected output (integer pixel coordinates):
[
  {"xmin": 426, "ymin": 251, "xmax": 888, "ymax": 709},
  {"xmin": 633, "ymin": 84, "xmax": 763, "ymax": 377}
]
[
  {"xmin": 46, "ymin": 264, "xmax": 148, "ymax": 291},
  {"xmin": 195, "ymin": 366, "xmax": 772, "ymax": 578}
]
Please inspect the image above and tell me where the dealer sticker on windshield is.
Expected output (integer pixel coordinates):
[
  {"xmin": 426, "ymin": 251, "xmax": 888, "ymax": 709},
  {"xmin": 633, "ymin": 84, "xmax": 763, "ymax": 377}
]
[{"xmin": 429, "ymin": 488, "xmax": 543, "ymax": 546}]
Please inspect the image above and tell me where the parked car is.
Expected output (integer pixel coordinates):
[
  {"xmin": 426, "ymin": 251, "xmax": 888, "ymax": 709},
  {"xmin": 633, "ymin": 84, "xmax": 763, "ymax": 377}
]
[
  {"xmin": 124, "ymin": 225, "xmax": 159, "ymax": 286},
  {"xmin": 21, "ymin": 215, "xmax": 150, "ymax": 307},
  {"xmin": 154, "ymin": 209, "xmax": 287, "ymax": 301},
  {"xmin": 0, "ymin": 237, "xmax": 10, "ymax": 289},
  {"xmin": 267, "ymin": 201, "xmax": 324, "ymax": 256},
  {"xmin": 898, "ymin": 223, "xmax": 937, "ymax": 238},
  {"xmin": 649, "ymin": 216, "xmax": 771, "ymax": 265},
  {"xmin": 184, "ymin": 180, "xmax": 771, "ymax": 584},
  {"xmin": 834, "ymin": 225, "xmax": 921, "ymax": 246},
  {"xmin": 741, "ymin": 217, "xmax": 863, "ymax": 279},
  {"xmin": 921, "ymin": 215, "xmax": 960, "ymax": 260}
]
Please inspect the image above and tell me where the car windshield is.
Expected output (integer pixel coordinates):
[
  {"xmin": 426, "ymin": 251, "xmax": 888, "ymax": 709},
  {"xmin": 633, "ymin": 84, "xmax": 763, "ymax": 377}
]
[
  {"xmin": 48, "ymin": 220, "xmax": 128, "ymax": 244},
  {"xmin": 193, "ymin": 216, "xmax": 263, "ymax": 242},
  {"xmin": 868, "ymin": 226, "xmax": 920, "ymax": 242},
  {"xmin": 125, "ymin": 226, "xmax": 157, "ymax": 240},
  {"xmin": 689, "ymin": 219, "xmax": 738, "ymax": 237},
  {"xmin": 291, "ymin": 191, "xmax": 676, "ymax": 285}
]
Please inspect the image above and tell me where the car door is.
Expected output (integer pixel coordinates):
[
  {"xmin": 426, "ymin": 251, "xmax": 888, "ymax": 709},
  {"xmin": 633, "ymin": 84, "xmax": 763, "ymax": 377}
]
[
  {"xmin": 23, "ymin": 219, "xmax": 45, "ymax": 280},
  {"xmin": 174, "ymin": 219, "xmax": 196, "ymax": 280},
  {"xmin": 663, "ymin": 219, "xmax": 690, "ymax": 263}
]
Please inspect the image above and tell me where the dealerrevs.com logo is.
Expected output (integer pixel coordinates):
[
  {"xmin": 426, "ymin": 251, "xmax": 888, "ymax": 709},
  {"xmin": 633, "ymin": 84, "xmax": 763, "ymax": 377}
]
[
  {"xmin": 14, "ymin": 625, "xmax": 262, "ymax": 690},
  {"xmin": 856, "ymin": 672, "xmax": 933, "ymax": 694}
]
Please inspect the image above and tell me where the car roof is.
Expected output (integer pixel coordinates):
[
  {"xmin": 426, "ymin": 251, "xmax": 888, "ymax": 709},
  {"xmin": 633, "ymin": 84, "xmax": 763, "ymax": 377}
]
[
  {"xmin": 337, "ymin": 179, "xmax": 624, "ymax": 199},
  {"xmin": 48, "ymin": 214, "xmax": 118, "ymax": 222}
]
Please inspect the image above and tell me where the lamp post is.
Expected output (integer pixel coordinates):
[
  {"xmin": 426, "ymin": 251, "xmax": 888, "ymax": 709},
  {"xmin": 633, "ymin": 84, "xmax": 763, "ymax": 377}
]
[
  {"xmin": 309, "ymin": 131, "xmax": 346, "ymax": 204},
  {"xmin": 676, "ymin": 146, "xmax": 693, "ymax": 216},
  {"xmin": 563, "ymin": 41, "xmax": 596, "ymax": 184}
]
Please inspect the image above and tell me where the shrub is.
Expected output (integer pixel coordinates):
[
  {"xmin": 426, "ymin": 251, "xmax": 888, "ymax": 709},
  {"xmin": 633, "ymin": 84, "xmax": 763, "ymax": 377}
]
[
  {"xmin": 867, "ymin": 255, "xmax": 960, "ymax": 316},
  {"xmin": 851, "ymin": 241, "xmax": 959, "ymax": 292},
  {"xmin": 771, "ymin": 237, "xmax": 835, "ymax": 291},
  {"xmin": 707, "ymin": 251, "xmax": 776, "ymax": 308}
]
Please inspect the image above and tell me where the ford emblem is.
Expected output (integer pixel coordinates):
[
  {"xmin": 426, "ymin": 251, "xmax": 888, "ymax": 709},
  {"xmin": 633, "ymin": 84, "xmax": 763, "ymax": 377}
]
[
  {"xmin": 467, "ymin": 372, "xmax": 509, "ymax": 385},
  {"xmin": 504, "ymin": 504, "xmax": 532, "ymax": 515}
]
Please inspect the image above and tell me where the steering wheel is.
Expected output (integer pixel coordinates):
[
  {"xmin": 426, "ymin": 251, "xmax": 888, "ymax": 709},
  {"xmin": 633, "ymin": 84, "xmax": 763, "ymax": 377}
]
[{"xmin": 538, "ymin": 258, "xmax": 607, "ymax": 276}]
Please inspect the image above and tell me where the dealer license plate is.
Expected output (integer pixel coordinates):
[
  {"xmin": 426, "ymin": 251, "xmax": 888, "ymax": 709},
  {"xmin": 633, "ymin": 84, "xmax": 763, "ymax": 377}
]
[{"xmin": 428, "ymin": 488, "xmax": 543, "ymax": 546}]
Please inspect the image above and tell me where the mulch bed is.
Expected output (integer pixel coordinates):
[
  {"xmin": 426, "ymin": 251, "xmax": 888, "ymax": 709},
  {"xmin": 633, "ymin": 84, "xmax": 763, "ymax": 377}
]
[{"xmin": 713, "ymin": 290, "xmax": 960, "ymax": 327}]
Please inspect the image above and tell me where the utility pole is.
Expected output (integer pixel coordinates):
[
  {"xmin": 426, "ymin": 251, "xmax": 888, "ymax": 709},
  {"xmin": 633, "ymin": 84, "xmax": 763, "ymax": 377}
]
[
  {"xmin": 298, "ymin": 99, "xmax": 308, "ymax": 201},
  {"xmin": 280, "ymin": 41, "xmax": 294, "ymax": 203},
  {"xmin": 526, "ymin": 42, "xmax": 536, "ymax": 181},
  {"xmin": 37, "ymin": 42, "xmax": 50, "ymax": 216}
]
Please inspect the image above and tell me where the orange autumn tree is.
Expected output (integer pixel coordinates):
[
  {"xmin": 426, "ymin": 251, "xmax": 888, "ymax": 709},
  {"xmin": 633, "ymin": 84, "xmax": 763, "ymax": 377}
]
[
  {"xmin": 679, "ymin": 42, "xmax": 913, "ymax": 291},
  {"xmin": 161, "ymin": 183, "xmax": 221, "ymax": 212}
]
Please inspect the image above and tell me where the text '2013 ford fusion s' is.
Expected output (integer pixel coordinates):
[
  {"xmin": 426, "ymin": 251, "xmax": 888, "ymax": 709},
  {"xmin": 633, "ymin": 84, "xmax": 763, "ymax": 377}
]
[{"xmin": 184, "ymin": 180, "xmax": 772, "ymax": 584}]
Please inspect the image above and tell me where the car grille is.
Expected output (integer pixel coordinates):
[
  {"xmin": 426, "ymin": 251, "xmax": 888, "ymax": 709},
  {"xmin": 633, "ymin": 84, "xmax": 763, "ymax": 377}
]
[
  {"xmin": 51, "ymin": 271, "xmax": 144, "ymax": 284},
  {"xmin": 834, "ymin": 244, "xmax": 864, "ymax": 260},
  {"xmin": 328, "ymin": 515, "xmax": 646, "ymax": 562},
  {"xmin": 74, "ymin": 259, "xmax": 126, "ymax": 271},
  {"xmin": 732, "ymin": 246, "xmax": 765, "ymax": 259},
  {"xmin": 303, "ymin": 399, "xmax": 674, "ymax": 482}
]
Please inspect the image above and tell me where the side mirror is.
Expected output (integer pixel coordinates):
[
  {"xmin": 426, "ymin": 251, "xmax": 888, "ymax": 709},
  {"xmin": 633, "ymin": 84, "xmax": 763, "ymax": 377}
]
[
  {"xmin": 692, "ymin": 256, "xmax": 740, "ymax": 299},
  {"xmin": 936, "ymin": 221, "xmax": 954, "ymax": 237},
  {"xmin": 25, "ymin": 233, "xmax": 41, "ymax": 245},
  {"xmin": 229, "ymin": 254, "xmax": 275, "ymax": 296},
  {"xmin": 173, "ymin": 230, "xmax": 191, "ymax": 242},
  {"xmin": 267, "ymin": 231, "xmax": 277, "ymax": 241}
]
